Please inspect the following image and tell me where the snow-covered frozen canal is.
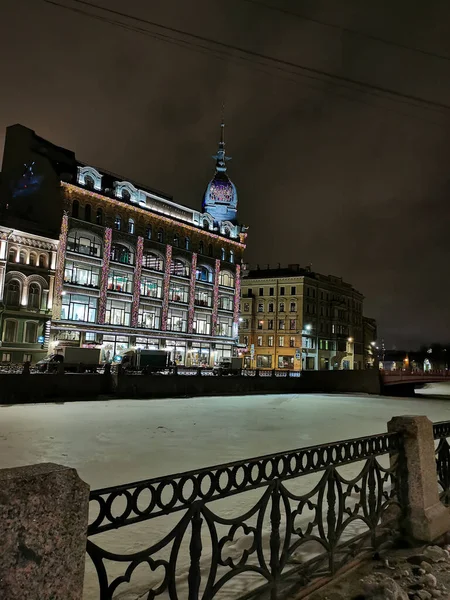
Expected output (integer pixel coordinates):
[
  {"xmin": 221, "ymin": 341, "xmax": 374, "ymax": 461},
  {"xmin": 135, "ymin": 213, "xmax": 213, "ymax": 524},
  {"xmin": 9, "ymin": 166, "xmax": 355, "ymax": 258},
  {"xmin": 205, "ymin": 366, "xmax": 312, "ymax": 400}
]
[
  {"xmin": 1, "ymin": 392, "xmax": 449, "ymax": 485},
  {"xmin": 1, "ymin": 392, "xmax": 450, "ymax": 600}
]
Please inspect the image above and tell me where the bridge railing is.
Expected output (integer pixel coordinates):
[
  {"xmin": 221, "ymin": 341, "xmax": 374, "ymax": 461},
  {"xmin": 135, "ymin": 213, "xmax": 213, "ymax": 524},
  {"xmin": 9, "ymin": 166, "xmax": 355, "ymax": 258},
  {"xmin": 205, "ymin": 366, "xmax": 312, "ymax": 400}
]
[{"xmin": 86, "ymin": 432, "xmax": 401, "ymax": 599}]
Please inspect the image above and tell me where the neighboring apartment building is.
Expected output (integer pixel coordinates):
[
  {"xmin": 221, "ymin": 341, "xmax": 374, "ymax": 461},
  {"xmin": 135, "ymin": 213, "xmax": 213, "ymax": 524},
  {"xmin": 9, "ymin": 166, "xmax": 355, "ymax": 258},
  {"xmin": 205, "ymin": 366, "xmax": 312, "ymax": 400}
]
[
  {"xmin": 239, "ymin": 265, "xmax": 365, "ymax": 370},
  {"xmin": 0, "ymin": 226, "xmax": 58, "ymax": 363},
  {"xmin": 363, "ymin": 316, "xmax": 378, "ymax": 368},
  {"xmin": 0, "ymin": 123, "xmax": 246, "ymax": 365}
]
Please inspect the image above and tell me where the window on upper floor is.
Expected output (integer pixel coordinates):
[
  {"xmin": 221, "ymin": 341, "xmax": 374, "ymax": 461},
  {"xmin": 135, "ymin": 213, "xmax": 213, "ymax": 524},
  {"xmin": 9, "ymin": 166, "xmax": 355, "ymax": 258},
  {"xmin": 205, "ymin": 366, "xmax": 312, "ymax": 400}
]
[
  {"xmin": 196, "ymin": 265, "xmax": 213, "ymax": 283},
  {"xmin": 5, "ymin": 281, "xmax": 21, "ymax": 307},
  {"xmin": 280, "ymin": 286, "xmax": 285, "ymax": 296},
  {"xmin": 24, "ymin": 321, "xmax": 38, "ymax": 344},
  {"xmin": 157, "ymin": 228, "xmax": 164, "ymax": 243},
  {"xmin": 84, "ymin": 204, "xmax": 91, "ymax": 222},
  {"xmin": 96, "ymin": 208, "xmax": 103, "ymax": 225},
  {"xmin": 219, "ymin": 271, "xmax": 235, "ymax": 287},
  {"xmin": 111, "ymin": 243, "xmax": 134, "ymax": 265},
  {"xmin": 142, "ymin": 252, "xmax": 164, "ymax": 271},
  {"xmin": 3, "ymin": 319, "xmax": 17, "ymax": 343},
  {"xmin": 128, "ymin": 218, "xmax": 135, "ymax": 234},
  {"xmin": 114, "ymin": 215, "xmax": 121, "ymax": 231},
  {"xmin": 27, "ymin": 283, "xmax": 41, "ymax": 310}
]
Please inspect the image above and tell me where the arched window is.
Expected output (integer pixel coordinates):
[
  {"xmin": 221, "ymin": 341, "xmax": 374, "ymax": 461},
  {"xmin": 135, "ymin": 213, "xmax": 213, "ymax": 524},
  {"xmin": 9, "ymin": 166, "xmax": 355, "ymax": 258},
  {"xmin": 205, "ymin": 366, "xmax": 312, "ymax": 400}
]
[
  {"xmin": 128, "ymin": 218, "xmax": 135, "ymax": 234},
  {"xmin": 268, "ymin": 302, "xmax": 274, "ymax": 313},
  {"xmin": 122, "ymin": 189, "xmax": 131, "ymax": 202},
  {"xmin": 142, "ymin": 252, "xmax": 163, "ymax": 271},
  {"xmin": 29, "ymin": 253, "xmax": 37, "ymax": 267},
  {"xmin": 114, "ymin": 215, "xmax": 121, "ymax": 231},
  {"xmin": 84, "ymin": 204, "xmax": 91, "ymax": 222},
  {"xmin": 146, "ymin": 226, "xmax": 152, "ymax": 240},
  {"xmin": 39, "ymin": 254, "xmax": 48, "ymax": 268},
  {"xmin": 96, "ymin": 208, "xmax": 103, "ymax": 225},
  {"xmin": 208, "ymin": 244, "xmax": 213, "ymax": 257},
  {"xmin": 229, "ymin": 250, "xmax": 234, "ymax": 264},
  {"xmin": 173, "ymin": 233, "xmax": 179, "ymax": 247},
  {"xmin": 185, "ymin": 237, "xmax": 190, "ymax": 250},
  {"xmin": 24, "ymin": 322, "xmax": 38, "ymax": 344},
  {"xmin": 28, "ymin": 283, "xmax": 41, "ymax": 310},
  {"xmin": 203, "ymin": 219, "xmax": 209, "ymax": 229},
  {"xmin": 8, "ymin": 248, "xmax": 16, "ymax": 263},
  {"xmin": 72, "ymin": 200, "xmax": 79, "ymax": 218},
  {"xmin": 85, "ymin": 176, "xmax": 95, "ymax": 190},
  {"xmin": 3, "ymin": 320, "xmax": 17, "ymax": 343},
  {"xmin": 221, "ymin": 248, "xmax": 226, "ymax": 260},
  {"xmin": 111, "ymin": 243, "xmax": 133, "ymax": 265},
  {"xmin": 196, "ymin": 265, "xmax": 213, "ymax": 283},
  {"xmin": 157, "ymin": 228, "xmax": 164, "ymax": 243},
  {"xmin": 5, "ymin": 281, "xmax": 21, "ymax": 307},
  {"xmin": 219, "ymin": 270, "xmax": 235, "ymax": 287},
  {"xmin": 19, "ymin": 251, "xmax": 27, "ymax": 265},
  {"xmin": 170, "ymin": 259, "xmax": 189, "ymax": 277},
  {"xmin": 198, "ymin": 241, "xmax": 204, "ymax": 254}
]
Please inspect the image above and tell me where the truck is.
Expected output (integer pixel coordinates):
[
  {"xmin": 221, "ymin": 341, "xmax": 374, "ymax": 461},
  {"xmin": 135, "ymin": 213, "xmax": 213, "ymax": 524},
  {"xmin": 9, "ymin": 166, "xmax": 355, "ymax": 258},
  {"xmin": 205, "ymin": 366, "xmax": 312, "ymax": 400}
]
[
  {"xmin": 36, "ymin": 347, "xmax": 101, "ymax": 373},
  {"xmin": 213, "ymin": 357, "xmax": 243, "ymax": 375},
  {"xmin": 119, "ymin": 349, "xmax": 170, "ymax": 372}
]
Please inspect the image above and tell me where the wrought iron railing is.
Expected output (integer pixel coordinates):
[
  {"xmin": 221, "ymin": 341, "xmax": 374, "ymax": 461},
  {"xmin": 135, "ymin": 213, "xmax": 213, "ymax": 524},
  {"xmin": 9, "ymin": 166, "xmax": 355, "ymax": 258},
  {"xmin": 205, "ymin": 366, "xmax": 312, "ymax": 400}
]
[
  {"xmin": 433, "ymin": 421, "xmax": 450, "ymax": 505},
  {"xmin": 86, "ymin": 432, "xmax": 401, "ymax": 599}
]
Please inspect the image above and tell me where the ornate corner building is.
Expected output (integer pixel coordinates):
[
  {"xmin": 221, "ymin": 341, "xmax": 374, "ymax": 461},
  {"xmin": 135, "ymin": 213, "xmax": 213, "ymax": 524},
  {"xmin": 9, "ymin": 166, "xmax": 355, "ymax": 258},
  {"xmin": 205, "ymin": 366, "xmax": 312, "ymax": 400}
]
[{"xmin": 0, "ymin": 123, "xmax": 246, "ymax": 365}]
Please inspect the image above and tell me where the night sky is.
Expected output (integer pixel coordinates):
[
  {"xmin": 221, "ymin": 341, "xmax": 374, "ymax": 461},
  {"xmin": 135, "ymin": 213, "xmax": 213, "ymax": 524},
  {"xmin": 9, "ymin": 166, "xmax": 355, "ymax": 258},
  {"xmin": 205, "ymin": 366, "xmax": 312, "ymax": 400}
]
[{"xmin": 2, "ymin": 0, "xmax": 450, "ymax": 349}]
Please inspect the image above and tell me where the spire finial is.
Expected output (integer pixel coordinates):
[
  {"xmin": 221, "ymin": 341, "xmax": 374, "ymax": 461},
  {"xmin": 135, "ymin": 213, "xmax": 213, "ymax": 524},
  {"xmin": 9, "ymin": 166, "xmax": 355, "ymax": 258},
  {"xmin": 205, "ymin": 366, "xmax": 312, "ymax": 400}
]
[{"xmin": 213, "ymin": 105, "xmax": 231, "ymax": 172}]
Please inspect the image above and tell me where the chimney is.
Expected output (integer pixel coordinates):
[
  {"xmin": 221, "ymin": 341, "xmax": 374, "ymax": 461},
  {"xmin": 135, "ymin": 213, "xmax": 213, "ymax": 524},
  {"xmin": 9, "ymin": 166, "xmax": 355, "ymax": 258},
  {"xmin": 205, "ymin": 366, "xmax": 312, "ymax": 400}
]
[{"xmin": 288, "ymin": 263, "xmax": 300, "ymax": 271}]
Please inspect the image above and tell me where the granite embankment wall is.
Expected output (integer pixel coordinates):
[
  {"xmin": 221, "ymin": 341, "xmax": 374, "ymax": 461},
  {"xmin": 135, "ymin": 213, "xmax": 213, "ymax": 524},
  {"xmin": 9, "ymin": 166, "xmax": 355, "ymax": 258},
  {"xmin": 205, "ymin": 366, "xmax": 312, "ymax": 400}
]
[{"xmin": 0, "ymin": 370, "xmax": 381, "ymax": 403}]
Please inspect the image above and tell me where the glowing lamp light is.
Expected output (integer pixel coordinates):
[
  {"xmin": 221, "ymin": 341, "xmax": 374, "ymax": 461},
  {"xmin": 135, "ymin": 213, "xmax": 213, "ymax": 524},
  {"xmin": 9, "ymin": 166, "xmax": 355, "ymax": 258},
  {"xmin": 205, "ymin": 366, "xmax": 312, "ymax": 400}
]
[
  {"xmin": 348, "ymin": 337, "xmax": 354, "ymax": 343},
  {"xmin": 239, "ymin": 317, "xmax": 243, "ymax": 322},
  {"xmin": 305, "ymin": 324, "xmax": 312, "ymax": 331},
  {"xmin": 370, "ymin": 341, "xmax": 376, "ymax": 346}
]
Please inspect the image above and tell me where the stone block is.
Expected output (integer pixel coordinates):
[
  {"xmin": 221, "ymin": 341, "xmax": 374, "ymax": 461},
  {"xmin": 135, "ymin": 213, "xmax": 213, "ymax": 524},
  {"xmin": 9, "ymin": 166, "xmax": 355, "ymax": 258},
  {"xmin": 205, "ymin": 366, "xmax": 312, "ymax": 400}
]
[
  {"xmin": 388, "ymin": 416, "xmax": 450, "ymax": 542},
  {"xmin": 0, "ymin": 462, "xmax": 89, "ymax": 600}
]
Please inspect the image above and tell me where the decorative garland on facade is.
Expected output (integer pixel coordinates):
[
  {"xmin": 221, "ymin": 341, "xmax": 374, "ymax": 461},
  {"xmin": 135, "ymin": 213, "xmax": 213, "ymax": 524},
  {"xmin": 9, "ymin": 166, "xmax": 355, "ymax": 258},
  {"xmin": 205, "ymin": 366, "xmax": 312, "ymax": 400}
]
[
  {"xmin": 187, "ymin": 252, "xmax": 198, "ymax": 333},
  {"xmin": 62, "ymin": 182, "xmax": 246, "ymax": 248},
  {"xmin": 131, "ymin": 236, "xmax": 144, "ymax": 327},
  {"xmin": 233, "ymin": 264, "xmax": 241, "ymax": 338},
  {"xmin": 211, "ymin": 259, "xmax": 221, "ymax": 336},
  {"xmin": 161, "ymin": 244, "xmax": 173, "ymax": 331},
  {"xmin": 53, "ymin": 213, "xmax": 69, "ymax": 319},
  {"xmin": 98, "ymin": 228, "xmax": 112, "ymax": 324}
]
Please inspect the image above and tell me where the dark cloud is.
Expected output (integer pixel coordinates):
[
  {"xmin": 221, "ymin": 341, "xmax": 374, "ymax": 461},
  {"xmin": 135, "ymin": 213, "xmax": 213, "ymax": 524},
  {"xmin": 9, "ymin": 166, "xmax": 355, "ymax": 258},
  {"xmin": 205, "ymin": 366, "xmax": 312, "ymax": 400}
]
[{"xmin": 1, "ymin": 0, "xmax": 450, "ymax": 348}]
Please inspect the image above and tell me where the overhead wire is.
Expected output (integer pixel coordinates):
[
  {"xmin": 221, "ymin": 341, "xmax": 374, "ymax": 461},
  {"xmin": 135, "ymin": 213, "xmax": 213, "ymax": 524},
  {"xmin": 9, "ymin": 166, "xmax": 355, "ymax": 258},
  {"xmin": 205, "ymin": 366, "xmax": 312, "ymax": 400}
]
[
  {"xmin": 41, "ymin": 0, "xmax": 450, "ymax": 126},
  {"xmin": 242, "ymin": 0, "xmax": 450, "ymax": 64}
]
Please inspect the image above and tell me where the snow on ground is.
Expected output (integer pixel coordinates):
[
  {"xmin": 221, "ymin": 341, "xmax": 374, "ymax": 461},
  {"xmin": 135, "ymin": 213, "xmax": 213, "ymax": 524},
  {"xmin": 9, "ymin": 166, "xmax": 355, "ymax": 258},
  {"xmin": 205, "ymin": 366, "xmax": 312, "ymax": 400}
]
[{"xmin": 1, "ymin": 391, "xmax": 450, "ymax": 599}]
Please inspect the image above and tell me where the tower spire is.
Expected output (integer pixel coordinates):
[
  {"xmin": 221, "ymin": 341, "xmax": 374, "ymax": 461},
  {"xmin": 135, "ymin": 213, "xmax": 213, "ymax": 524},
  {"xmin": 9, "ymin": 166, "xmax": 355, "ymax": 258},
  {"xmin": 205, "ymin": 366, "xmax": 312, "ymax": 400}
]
[{"xmin": 213, "ymin": 108, "xmax": 231, "ymax": 172}]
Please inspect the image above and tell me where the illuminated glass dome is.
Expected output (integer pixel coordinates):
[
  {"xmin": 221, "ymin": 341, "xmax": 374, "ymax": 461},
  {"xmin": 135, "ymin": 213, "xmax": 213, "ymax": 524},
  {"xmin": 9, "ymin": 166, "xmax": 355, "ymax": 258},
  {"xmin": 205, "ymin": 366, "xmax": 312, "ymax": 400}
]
[{"xmin": 202, "ymin": 122, "xmax": 238, "ymax": 225}]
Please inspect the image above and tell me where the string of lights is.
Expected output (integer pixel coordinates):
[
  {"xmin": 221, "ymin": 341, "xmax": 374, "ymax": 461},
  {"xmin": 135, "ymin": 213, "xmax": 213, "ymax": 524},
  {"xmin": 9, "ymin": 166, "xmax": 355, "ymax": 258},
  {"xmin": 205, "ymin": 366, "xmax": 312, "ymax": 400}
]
[
  {"xmin": 211, "ymin": 259, "xmax": 221, "ymax": 336},
  {"xmin": 131, "ymin": 236, "xmax": 144, "ymax": 327},
  {"xmin": 53, "ymin": 213, "xmax": 69, "ymax": 320},
  {"xmin": 161, "ymin": 245, "xmax": 173, "ymax": 331},
  {"xmin": 233, "ymin": 264, "xmax": 241, "ymax": 336},
  {"xmin": 188, "ymin": 253, "xmax": 198, "ymax": 334},
  {"xmin": 62, "ymin": 184, "xmax": 245, "ymax": 249},
  {"xmin": 98, "ymin": 228, "xmax": 112, "ymax": 324}
]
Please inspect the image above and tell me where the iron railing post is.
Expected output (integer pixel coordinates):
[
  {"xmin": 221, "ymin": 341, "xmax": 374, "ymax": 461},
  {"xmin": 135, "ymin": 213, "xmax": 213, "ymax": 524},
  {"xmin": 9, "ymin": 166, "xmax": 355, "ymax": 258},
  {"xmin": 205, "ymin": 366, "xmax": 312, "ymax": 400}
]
[
  {"xmin": 270, "ymin": 480, "xmax": 281, "ymax": 600},
  {"xmin": 188, "ymin": 504, "xmax": 203, "ymax": 600}
]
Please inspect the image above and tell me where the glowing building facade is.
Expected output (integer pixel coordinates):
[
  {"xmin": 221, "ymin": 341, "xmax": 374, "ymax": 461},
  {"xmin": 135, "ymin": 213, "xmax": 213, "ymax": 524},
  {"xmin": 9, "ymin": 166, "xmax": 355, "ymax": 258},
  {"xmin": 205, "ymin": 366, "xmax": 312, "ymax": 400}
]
[{"xmin": 0, "ymin": 124, "xmax": 246, "ymax": 365}]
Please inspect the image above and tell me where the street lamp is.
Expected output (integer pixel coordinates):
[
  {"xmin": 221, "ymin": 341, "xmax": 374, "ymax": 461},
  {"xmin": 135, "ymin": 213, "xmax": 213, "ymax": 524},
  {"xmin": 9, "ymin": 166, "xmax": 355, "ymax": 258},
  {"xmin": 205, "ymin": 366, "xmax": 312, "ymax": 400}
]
[{"xmin": 305, "ymin": 324, "xmax": 312, "ymax": 332}]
